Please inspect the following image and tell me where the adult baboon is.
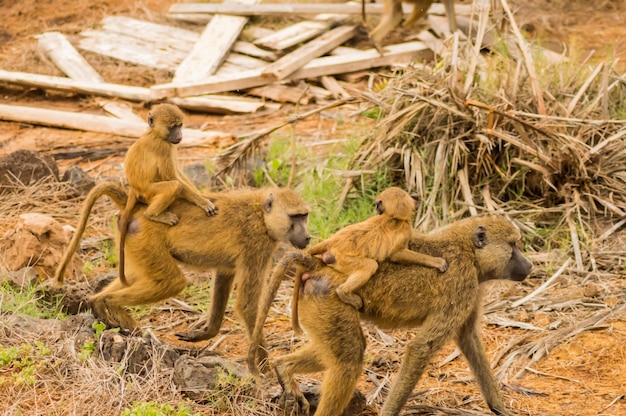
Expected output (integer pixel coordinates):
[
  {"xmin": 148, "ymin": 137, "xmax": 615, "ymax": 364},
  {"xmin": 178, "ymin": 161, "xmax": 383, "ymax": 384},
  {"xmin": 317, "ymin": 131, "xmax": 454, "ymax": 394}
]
[
  {"xmin": 370, "ymin": 0, "xmax": 457, "ymax": 50},
  {"xmin": 54, "ymin": 181, "xmax": 311, "ymax": 362},
  {"xmin": 116, "ymin": 103, "xmax": 217, "ymax": 286},
  {"xmin": 302, "ymin": 187, "xmax": 446, "ymax": 311},
  {"xmin": 249, "ymin": 216, "xmax": 531, "ymax": 416}
]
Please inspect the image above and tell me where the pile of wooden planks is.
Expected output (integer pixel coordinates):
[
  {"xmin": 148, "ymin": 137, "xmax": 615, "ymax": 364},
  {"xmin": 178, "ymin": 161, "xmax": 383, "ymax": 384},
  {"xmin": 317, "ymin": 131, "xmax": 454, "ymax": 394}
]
[{"xmin": 0, "ymin": 1, "xmax": 469, "ymax": 141}]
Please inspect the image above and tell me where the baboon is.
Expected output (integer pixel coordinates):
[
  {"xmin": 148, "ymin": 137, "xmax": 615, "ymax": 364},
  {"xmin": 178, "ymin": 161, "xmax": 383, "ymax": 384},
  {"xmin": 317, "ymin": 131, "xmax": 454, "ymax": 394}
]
[
  {"xmin": 54, "ymin": 181, "xmax": 311, "ymax": 364},
  {"xmin": 304, "ymin": 187, "xmax": 447, "ymax": 312},
  {"xmin": 249, "ymin": 216, "xmax": 532, "ymax": 416},
  {"xmin": 117, "ymin": 103, "xmax": 217, "ymax": 286},
  {"xmin": 370, "ymin": 0, "xmax": 457, "ymax": 50}
]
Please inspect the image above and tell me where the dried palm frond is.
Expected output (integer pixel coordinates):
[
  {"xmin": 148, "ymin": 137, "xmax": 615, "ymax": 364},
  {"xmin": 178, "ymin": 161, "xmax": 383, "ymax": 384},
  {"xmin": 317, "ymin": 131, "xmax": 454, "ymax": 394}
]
[{"xmin": 352, "ymin": 19, "xmax": 626, "ymax": 253}]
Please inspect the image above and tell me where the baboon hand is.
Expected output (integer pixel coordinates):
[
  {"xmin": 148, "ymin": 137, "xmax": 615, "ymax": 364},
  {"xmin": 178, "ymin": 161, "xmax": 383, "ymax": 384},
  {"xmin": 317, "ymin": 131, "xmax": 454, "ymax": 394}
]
[
  {"xmin": 336, "ymin": 287, "xmax": 364, "ymax": 310},
  {"xmin": 202, "ymin": 198, "xmax": 218, "ymax": 216},
  {"xmin": 144, "ymin": 211, "xmax": 179, "ymax": 226},
  {"xmin": 321, "ymin": 252, "xmax": 336, "ymax": 265}
]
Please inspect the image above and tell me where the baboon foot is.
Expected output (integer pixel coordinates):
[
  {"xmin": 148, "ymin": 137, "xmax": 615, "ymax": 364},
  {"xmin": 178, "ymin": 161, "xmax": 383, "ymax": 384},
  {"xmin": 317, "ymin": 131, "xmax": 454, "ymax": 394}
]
[
  {"xmin": 491, "ymin": 405, "xmax": 516, "ymax": 416},
  {"xmin": 175, "ymin": 324, "xmax": 219, "ymax": 342},
  {"xmin": 336, "ymin": 288, "xmax": 363, "ymax": 310},
  {"xmin": 144, "ymin": 211, "xmax": 179, "ymax": 226},
  {"xmin": 435, "ymin": 258, "xmax": 448, "ymax": 273},
  {"xmin": 201, "ymin": 198, "xmax": 218, "ymax": 216},
  {"xmin": 279, "ymin": 391, "xmax": 310, "ymax": 416}
]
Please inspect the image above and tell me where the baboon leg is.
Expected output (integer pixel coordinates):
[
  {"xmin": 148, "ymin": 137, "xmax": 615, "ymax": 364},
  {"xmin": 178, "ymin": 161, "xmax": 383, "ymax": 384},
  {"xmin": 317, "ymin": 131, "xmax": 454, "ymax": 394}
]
[
  {"xmin": 369, "ymin": 0, "xmax": 404, "ymax": 47},
  {"xmin": 333, "ymin": 255, "xmax": 378, "ymax": 309},
  {"xmin": 389, "ymin": 248, "xmax": 447, "ymax": 272},
  {"xmin": 442, "ymin": 0, "xmax": 457, "ymax": 32},
  {"xmin": 143, "ymin": 180, "xmax": 181, "ymax": 225},
  {"xmin": 403, "ymin": 0, "xmax": 434, "ymax": 28},
  {"xmin": 233, "ymin": 261, "xmax": 272, "ymax": 367},
  {"xmin": 275, "ymin": 344, "xmax": 325, "ymax": 416},
  {"xmin": 456, "ymin": 309, "xmax": 513, "ymax": 416},
  {"xmin": 176, "ymin": 270, "xmax": 235, "ymax": 342},
  {"xmin": 90, "ymin": 249, "xmax": 187, "ymax": 330},
  {"xmin": 380, "ymin": 320, "xmax": 452, "ymax": 416}
]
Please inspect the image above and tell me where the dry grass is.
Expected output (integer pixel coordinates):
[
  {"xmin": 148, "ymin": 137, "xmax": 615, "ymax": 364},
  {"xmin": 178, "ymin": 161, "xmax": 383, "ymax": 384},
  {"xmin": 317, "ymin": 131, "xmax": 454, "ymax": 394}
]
[{"xmin": 352, "ymin": 7, "xmax": 626, "ymax": 260}]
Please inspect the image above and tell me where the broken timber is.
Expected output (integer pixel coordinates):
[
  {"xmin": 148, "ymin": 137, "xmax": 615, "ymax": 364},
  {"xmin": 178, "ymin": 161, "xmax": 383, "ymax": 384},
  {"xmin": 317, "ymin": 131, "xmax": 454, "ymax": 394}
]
[
  {"xmin": 36, "ymin": 32, "xmax": 104, "ymax": 83},
  {"xmin": 0, "ymin": 104, "xmax": 231, "ymax": 145},
  {"xmin": 152, "ymin": 41, "xmax": 431, "ymax": 98},
  {"xmin": 173, "ymin": 0, "xmax": 260, "ymax": 83}
]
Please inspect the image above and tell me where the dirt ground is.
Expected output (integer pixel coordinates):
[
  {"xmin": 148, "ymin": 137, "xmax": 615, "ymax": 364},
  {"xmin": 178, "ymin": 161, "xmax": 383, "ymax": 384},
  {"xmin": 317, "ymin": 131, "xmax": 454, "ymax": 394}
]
[{"xmin": 1, "ymin": 1, "xmax": 626, "ymax": 415}]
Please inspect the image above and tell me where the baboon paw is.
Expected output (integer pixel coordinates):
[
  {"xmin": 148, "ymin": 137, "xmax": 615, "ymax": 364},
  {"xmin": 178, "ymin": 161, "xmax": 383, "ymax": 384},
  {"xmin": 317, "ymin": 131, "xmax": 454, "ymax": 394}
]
[
  {"xmin": 202, "ymin": 199, "xmax": 218, "ymax": 216},
  {"xmin": 175, "ymin": 328, "xmax": 217, "ymax": 342},
  {"xmin": 145, "ymin": 212, "xmax": 179, "ymax": 226},
  {"xmin": 281, "ymin": 392, "xmax": 310, "ymax": 416},
  {"xmin": 336, "ymin": 289, "xmax": 363, "ymax": 310},
  {"xmin": 436, "ymin": 259, "xmax": 448, "ymax": 273}
]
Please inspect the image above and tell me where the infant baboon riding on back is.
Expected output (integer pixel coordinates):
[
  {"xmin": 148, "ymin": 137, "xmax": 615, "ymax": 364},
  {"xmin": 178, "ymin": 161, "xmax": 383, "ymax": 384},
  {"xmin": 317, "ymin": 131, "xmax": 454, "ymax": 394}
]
[{"xmin": 306, "ymin": 187, "xmax": 447, "ymax": 310}]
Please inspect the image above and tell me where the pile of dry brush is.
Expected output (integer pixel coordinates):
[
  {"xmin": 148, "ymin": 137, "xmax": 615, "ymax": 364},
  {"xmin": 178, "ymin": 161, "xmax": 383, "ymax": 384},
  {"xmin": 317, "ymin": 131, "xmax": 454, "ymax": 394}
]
[{"xmin": 353, "ymin": 29, "xmax": 626, "ymax": 261}]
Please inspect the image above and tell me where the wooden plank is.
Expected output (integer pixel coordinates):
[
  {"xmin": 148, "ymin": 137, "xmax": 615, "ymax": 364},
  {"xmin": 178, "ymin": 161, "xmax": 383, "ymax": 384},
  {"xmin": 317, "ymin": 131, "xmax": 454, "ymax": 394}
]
[
  {"xmin": 173, "ymin": 0, "xmax": 260, "ymax": 83},
  {"xmin": 261, "ymin": 25, "xmax": 357, "ymax": 81},
  {"xmin": 36, "ymin": 32, "xmax": 104, "ymax": 83},
  {"xmin": 246, "ymin": 84, "xmax": 313, "ymax": 105},
  {"xmin": 0, "ymin": 69, "xmax": 152, "ymax": 101},
  {"xmin": 98, "ymin": 16, "xmax": 199, "ymax": 48},
  {"xmin": 79, "ymin": 30, "xmax": 186, "ymax": 70},
  {"xmin": 168, "ymin": 2, "xmax": 474, "ymax": 16},
  {"xmin": 287, "ymin": 41, "xmax": 432, "ymax": 79},
  {"xmin": 0, "ymin": 104, "xmax": 231, "ymax": 144},
  {"xmin": 233, "ymin": 41, "xmax": 277, "ymax": 61},
  {"xmin": 151, "ymin": 41, "xmax": 431, "ymax": 98},
  {"xmin": 226, "ymin": 52, "xmax": 269, "ymax": 69},
  {"xmin": 254, "ymin": 14, "xmax": 349, "ymax": 51},
  {"xmin": 170, "ymin": 95, "xmax": 280, "ymax": 114},
  {"xmin": 320, "ymin": 76, "xmax": 350, "ymax": 99},
  {"xmin": 99, "ymin": 100, "xmax": 144, "ymax": 122}
]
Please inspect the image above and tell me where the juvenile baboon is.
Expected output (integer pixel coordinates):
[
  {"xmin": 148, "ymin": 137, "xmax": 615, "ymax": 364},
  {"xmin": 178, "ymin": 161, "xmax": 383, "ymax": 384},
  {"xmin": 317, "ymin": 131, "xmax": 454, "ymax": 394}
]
[
  {"xmin": 118, "ymin": 103, "xmax": 217, "ymax": 286},
  {"xmin": 249, "ymin": 216, "xmax": 531, "ymax": 416},
  {"xmin": 54, "ymin": 181, "xmax": 311, "ymax": 364},
  {"xmin": 304, "ymin": 187, "xmax": 447, "ymax": 311},
  {"xmin": 370, "ymin": 0, "xmax": 457, "ymax": 50}
]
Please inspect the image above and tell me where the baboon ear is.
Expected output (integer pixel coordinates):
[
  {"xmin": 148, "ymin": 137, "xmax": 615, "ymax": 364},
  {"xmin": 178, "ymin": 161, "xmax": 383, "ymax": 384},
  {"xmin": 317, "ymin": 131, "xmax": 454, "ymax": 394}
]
[
  {"xmin": 411, "ymin": 194, "xmax": 420, "ymax": 210},
  {"xmin": 148, "ymin": 112, "xmax": 154, "ymax": 127},
  {"xmin": 472, "ymin": 226, "xmax": 488, "ymax": 248},
  {"xmin": 264, "ymin": 193, "xmax": 275, "ymax": 213},
  {"xmin": 375, "ymin": 199, "xmax": 384, "ymax": 215}
]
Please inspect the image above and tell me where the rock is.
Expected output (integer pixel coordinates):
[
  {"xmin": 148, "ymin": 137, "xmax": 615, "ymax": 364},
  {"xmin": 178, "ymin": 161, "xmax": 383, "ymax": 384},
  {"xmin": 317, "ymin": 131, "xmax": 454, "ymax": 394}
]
[
  {"xmin": 61, "ymin": 166, "xmax": 96, "ymax": 196},
  {"xmin": 98, "ymin": 330, "xmax": 180, "ymax": 374},
  {"xmin": 0, "ymin": 213, "xmax": 73, "ymax": 279},
  {"xmin": 173, "ymin": 355, "xmax": 250, "ymax": 401},
  {"xmin": 0, "ymin": 149, "xmax": 59, "ymax": 191}
]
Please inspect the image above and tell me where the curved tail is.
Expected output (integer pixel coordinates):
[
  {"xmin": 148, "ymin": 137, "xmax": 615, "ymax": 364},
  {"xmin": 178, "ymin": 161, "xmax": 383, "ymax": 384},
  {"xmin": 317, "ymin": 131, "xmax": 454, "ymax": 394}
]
[
  {"xmin": 53, "ymin": 181, "xmax": 128, "ymax": 286},
  {"xmin": 247, "ymin": 250, "xmax": 316, "ymax": 378}
]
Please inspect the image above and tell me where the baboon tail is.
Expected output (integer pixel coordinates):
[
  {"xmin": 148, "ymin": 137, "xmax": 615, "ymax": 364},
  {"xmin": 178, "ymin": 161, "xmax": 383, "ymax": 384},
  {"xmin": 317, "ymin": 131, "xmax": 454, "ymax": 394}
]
[
  {"xmin": 247, "ymin": 250, "xmax": 315, "ymax": 378},
  {"xmin": 53, "ymin": 181, "xmax": 128, "ymax": 286}
]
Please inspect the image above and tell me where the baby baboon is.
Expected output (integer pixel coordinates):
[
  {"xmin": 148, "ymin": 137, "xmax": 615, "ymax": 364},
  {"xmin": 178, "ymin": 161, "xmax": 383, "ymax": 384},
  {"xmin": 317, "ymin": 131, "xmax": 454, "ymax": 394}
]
[
  {"xmin": 249, "ymin": 216, "xmax": 531, "ymax": 416},
  {"xmin": 305, "ymin": 187, "xmax": 447, "ymax": 311},
  {"xmin": 370, "ymin": 0, "xmax": 457, "ymax": 50},
  {"xmin": 54, "ymin": 181, "xmax": 311, "ymax": 364},
  {"xmin": 118, "ymin": 103, "xmax": 217, "ymax": 285}
]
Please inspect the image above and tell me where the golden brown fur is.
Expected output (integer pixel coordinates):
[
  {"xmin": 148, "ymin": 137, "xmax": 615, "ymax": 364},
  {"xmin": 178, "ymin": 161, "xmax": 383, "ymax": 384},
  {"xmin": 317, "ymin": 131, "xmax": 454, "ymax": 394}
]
[
  {"xmin": 370, "ymin": 0, "xmax": 457, "ymax": 50},
  {"xmin": 54, "ymin": 181, "xmax": 310, "ymax": 365},
  {"xmin": 118, "ymin": 103, "xmax": 216, "ymax": 286},
  {"xmin": 300, "ymin": 187, "xmax": 446, "ymax": 315},
  {"xmin": 249, "ymin": 216, "xmax": 532, "ymax": 416}
]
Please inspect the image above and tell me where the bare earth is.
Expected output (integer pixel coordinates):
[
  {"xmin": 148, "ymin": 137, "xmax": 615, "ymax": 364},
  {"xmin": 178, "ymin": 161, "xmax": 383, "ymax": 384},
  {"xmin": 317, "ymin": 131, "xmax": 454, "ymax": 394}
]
[{"xmin": 1, "ymin": 1, "xmax": 625, "ymax": 415}]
